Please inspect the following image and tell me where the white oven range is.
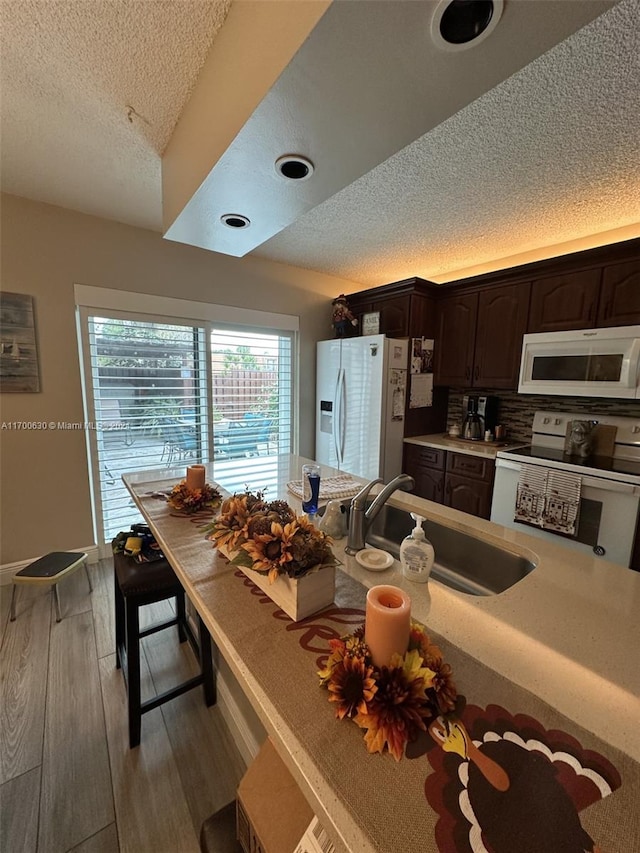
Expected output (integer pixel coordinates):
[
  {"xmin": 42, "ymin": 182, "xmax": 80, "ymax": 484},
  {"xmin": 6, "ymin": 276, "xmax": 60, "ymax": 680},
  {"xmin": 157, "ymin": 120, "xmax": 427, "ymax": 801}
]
[{"xmin": 490, "ymin": 411, "xmax": 640, "ymax": 569}]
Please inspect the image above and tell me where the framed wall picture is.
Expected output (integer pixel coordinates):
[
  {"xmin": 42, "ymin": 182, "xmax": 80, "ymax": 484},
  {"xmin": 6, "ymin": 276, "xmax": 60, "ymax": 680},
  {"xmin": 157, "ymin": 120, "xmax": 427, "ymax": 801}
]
[
  {"xmin": 0, "ymin": 292, "xmax": 40, "ymax": 392},
  {"xmin": 362, "ymin": 311, "xmax": 380, "ymax": 336}
]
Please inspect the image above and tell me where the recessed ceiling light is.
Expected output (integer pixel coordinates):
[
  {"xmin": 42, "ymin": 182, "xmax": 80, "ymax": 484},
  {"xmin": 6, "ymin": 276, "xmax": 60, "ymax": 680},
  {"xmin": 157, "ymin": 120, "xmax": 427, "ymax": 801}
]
[
  {"xmin": 431, "ymin": 0, "xmax": 503, "ymax": 52},
  {"xmin": 275, "ymin": 155, "xmax": 315, "ymax": 181},
  {"xmin": 220, "ymin": 214, "xmax": 251, "ymax": 228}
]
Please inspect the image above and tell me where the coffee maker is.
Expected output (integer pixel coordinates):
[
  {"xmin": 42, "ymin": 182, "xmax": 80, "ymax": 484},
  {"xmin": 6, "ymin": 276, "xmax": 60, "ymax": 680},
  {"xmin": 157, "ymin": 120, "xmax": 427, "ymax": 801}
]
[{"xmin": 462, "ymin": 395, "xmax": 499, "ymax": 440}]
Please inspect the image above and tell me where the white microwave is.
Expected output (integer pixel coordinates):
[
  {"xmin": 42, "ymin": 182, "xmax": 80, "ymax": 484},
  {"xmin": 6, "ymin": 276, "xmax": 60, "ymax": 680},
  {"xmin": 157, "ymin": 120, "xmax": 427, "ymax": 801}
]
[{"xmin": 518, "ymin": 325, "xmax": 640, "ymax": 399}]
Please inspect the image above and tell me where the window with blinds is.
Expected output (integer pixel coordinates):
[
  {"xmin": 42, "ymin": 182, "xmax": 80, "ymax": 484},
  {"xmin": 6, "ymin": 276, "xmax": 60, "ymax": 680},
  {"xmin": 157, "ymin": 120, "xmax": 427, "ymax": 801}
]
[
  {"xmin": 210, "ymin": 328, "xmax": 292, "ymax": 465},
  {"xmin": 86, "ymin": 316, "xmax": 208, "ymax": 540},
  {"xmin": 81, "ymin": 313, "xmax": 294, "ymax": 544}
]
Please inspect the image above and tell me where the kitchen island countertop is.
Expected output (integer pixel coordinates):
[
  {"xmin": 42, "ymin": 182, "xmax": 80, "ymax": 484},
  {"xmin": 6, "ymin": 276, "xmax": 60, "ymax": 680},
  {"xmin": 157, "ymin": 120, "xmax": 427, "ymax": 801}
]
[{"xmin": 123, "ymin": 455, "xmax": 640, "ymax": 852}]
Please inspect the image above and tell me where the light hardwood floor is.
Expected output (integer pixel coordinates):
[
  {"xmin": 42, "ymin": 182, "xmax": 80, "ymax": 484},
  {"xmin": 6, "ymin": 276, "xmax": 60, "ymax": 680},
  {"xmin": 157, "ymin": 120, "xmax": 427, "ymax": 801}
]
[{"xmin": 0, "ymin": 560, "xmax": 247, "ymax": 853}]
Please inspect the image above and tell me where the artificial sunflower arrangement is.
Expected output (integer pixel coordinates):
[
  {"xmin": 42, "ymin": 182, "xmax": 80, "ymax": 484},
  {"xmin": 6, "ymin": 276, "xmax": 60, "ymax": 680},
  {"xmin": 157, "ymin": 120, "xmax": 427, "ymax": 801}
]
[
  {"xmin": 167, "ymin": 481, "xmax": 222, "ymax": 515},
  {"xmin": 206, "ymin": 492, "xmax": 338, "ymax": 583},
  {"xmin": 318, "ymin": 622, "xmax": 457, "ymax": 761}
]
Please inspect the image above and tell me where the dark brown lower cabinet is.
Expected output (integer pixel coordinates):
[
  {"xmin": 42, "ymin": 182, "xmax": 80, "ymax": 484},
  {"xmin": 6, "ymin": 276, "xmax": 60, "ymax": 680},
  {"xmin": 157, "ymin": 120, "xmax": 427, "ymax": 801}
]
[
  {"xmin": 444, "ymin": 452, "xmax": 495, "ymax": 520},
  {"xmin": 404, "ymin": 444, "xmax": 444, "ymax": 503},
  {"xmin": 404, "ymin": 445, "xmax": 495, "ymax": 520},
  {"xmin": 443, "ymin": 473, "xmax": 493, "ymax": 519}
]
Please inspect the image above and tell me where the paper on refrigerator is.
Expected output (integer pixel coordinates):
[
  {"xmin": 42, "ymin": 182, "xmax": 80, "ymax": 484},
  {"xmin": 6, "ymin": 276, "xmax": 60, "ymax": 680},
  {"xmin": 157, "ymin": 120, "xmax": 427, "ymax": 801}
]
[{"xmin": 410, "ymin": 337, "xmax": 434, "ymax": 407}]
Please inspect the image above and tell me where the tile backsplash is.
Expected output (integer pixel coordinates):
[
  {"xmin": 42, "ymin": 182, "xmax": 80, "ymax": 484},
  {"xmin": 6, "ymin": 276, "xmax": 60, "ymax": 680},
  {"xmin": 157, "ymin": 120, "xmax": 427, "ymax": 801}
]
[{"xmin": 448, "ymin": 389, "xmax": 640, "ymax": 444}]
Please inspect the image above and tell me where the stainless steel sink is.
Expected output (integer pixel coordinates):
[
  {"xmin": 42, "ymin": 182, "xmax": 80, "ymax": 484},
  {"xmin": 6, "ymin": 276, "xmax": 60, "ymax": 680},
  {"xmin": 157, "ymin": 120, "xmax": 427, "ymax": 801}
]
[{"xmin": 322, "ymin": 501, "xmax": 537, "ymax": 595}]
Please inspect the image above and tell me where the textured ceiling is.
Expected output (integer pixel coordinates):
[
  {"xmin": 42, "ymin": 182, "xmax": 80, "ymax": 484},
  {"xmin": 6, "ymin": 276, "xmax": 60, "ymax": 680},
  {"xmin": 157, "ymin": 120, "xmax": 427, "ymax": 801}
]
[
  {"xmin": 256, "ymin": 0, "xmax": 640, "ymax": 284},
  {"xmin": 1, "ymin": 0, "xmax": 639, "ymax": 286},
  {"xmin": 0, "ymin": 0, "xmax": 232, "ymax": 230}
]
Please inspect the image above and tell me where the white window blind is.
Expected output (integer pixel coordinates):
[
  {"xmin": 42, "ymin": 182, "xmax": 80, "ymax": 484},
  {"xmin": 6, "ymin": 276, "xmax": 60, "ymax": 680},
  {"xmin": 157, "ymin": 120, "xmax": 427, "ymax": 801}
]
[
  {"xmin": 79, "ymin": 309, "xmax": 295, "ymax": 545},
  {"xmin": 210, "ymin": 328, "xmax": 292, "ymax": 463},
  {"xmin": 86, "ymin": 315, "xmax": 208, "ymax": 541}
]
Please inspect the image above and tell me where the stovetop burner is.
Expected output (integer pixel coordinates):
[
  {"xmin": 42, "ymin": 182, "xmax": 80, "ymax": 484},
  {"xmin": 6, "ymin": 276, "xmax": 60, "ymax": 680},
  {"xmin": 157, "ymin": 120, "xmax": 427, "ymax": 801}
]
[
  {"xmin": 496, "ymin": 411, "xmax": 640, "ymax": 486},
  {"xmin": 501, "ymin": 445, "xmax": 640, "ymax": 479}
]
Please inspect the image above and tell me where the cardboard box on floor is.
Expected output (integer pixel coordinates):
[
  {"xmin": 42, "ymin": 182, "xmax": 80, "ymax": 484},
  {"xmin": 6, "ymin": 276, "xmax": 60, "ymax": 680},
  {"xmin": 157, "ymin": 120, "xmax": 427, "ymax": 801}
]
[{"xmin": 237, "ymin": 737, "xmax": 315, "ymax": 853}]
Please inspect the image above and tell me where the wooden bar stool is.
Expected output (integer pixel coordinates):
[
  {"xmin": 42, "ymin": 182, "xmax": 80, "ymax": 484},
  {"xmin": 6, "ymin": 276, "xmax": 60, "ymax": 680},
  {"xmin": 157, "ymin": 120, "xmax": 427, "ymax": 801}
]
[
  {"xmin": 10, "ymin": 551, "xmax": 91, "ymax": 622},
  {"xmin": 113, "ymin": 551, "xmax": 216, "ymax": 748}
]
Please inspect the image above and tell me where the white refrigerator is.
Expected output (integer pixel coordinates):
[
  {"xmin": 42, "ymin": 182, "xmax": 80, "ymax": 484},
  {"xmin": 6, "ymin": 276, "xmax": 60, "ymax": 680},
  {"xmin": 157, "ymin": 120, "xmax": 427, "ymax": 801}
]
[{"xmin": 315, "ymin": 335, "xmax": 408, "ymax": 481}]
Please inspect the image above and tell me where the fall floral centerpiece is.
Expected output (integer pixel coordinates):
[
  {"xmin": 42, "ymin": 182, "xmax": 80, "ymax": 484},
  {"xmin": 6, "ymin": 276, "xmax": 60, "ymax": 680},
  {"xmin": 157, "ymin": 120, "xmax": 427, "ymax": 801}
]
[
  {"xmin": 318, "ymin": 622, "xmax": 457, "ymax": 761},
  {"xmin": 206, "ymin": 491, "xmax": 338, "ymax": 582},
  {"xmin": 167, "ymin": 481, "xmax": 222, "ymax": 515}
]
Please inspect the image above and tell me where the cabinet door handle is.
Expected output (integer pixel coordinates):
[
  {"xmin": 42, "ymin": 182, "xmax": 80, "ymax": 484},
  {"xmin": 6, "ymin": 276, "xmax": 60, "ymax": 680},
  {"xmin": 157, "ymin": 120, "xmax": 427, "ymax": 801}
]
[
  {"xmin": 605, "ymin": 300, "xmax": 612, "ymax": 319},
  {"xmin": 474, "ymin": 364, "xmax": 480, "ymax": 380},
  {"xmin": 466, "ymin": 365, "xmax": 471, "ymax": 380},
  {"xmin": 445, "ymin": 479, "xmax": 451, "ymax": 496},
  {"xmin": 588, "ymin": 300, "xmax": 596, "ymax": 323}
]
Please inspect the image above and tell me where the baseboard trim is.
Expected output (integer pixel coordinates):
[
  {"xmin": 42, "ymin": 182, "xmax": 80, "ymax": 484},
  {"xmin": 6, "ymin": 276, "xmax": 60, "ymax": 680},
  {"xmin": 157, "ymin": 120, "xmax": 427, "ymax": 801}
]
[
  {"xmin": 0, "ymin": 546, "xmax": 100, "ymax": 585},
  {"xmin": 182, "ymin": 597, "xmax": 263, "ymax": 766},
  {"xmin": 216, "ymin": 670, "xmax": 263, "ymax": 767}
]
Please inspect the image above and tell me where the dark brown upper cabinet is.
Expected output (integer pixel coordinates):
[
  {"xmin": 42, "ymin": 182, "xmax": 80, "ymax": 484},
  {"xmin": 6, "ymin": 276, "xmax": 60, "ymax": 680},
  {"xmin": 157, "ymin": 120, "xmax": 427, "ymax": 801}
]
[
  {"xmin": 337, "ymin": 238, "xmax": 638, "ymax": 396},
  {"xmin": 346, "ymin": 278, "xmax": 437, "ymax": 339},
  {"xmin": 434, "ymin": 292, "xmax": 477, "ymax": 386},
  {"xmin": 528, "ymin": 270, "xmax": 601, "ymax": 332},
  {"xmin": 367, "ymin": 294, "xmax": 410, "ymax": 338},
  {"xmin": 474, "ymin": 283, "xmax": 530, "ymax": 388},
  {"xmin": 435, "ymin": 283, "xmax": 529, "ymax": 389},
  {"xmin": 598, "ymin": 261, "xmax": 640, "ymax": 327}
]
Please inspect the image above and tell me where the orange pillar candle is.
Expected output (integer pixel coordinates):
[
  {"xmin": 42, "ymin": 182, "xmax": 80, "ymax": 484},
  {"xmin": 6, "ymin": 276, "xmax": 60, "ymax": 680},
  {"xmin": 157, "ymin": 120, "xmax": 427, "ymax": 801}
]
[
  {"xmin": 365, "ymin": 585, "xmax": 411, "ymax": 668},
  {"xmin": 186, "ymin": 464, "xmax": 206, "ymax": 491}
]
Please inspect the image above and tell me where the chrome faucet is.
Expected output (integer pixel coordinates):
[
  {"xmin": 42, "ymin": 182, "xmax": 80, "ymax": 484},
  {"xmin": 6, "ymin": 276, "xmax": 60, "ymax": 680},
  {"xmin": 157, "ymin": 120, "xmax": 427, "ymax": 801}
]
[{"xmin": 345, "ymin": 474, "xmax": 415, "ymax": 555}]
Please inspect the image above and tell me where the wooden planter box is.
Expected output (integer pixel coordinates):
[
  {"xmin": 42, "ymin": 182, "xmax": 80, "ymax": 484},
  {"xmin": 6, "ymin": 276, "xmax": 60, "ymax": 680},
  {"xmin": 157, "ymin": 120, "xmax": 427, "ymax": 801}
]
[
  {"xmin": 237, "ymin": 563, "xmax": 336, "ymax": 622},
  {"xmin": 217, "ymin": 542, "xmax": 335, "ymax": 621}
]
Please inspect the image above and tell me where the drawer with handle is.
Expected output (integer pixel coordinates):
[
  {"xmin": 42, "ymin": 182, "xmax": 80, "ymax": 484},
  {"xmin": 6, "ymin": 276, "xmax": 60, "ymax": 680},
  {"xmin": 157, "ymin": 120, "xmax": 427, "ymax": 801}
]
[
  {"xmin": 405, "ymin": 445, "xmax": 446, "ymax": 470},
  {"xmin": 446, "ymin": 452, "xmax": 495, "ymax": 482}
]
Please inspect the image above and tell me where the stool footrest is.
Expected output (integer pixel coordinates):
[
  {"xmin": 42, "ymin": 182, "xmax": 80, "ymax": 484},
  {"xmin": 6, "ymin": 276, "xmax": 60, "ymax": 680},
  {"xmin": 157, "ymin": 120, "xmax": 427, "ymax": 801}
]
[
  {"xmin": 139, "ymin": 617, "xmax": 180, "ymax": 640},
  {"xmin": 141, "ymin": 674, "xmax": 205, "ymax": 715}
]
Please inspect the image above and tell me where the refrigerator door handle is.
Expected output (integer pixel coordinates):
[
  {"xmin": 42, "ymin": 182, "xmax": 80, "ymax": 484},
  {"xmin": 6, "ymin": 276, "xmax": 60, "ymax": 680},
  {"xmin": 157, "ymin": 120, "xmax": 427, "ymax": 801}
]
[
  {"xmin": 333, "ymin": 369, "xmax": 342, "ymax": 465},
  {"xmin": 339, "ymin": 368, "xmax": 347, "ymax": 463},
  {"xmin": 335, "ymin": 368, "xmax": 346, "ymax": 466}
]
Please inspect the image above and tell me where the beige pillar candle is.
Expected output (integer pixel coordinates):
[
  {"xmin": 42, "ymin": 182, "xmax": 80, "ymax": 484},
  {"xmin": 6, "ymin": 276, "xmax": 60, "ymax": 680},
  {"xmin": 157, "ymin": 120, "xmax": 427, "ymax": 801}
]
[
  {"xmin": 365, "ymin": 585, "xmax": 411, "ymax": 668},
  {"xmin": 186, "ymin": 464, "xmax": 206, "ymax": 492}
]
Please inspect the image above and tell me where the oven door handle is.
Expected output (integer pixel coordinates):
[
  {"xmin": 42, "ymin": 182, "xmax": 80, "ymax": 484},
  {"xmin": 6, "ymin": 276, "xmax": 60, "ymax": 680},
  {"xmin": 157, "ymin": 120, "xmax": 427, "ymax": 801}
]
[
  {"xmin": 580, "ymin": 476, "xmax": 639, "ymax": 495},
  {"xmin": 496, "ymin": 458, "xmax": 640, "ymax": 495}
]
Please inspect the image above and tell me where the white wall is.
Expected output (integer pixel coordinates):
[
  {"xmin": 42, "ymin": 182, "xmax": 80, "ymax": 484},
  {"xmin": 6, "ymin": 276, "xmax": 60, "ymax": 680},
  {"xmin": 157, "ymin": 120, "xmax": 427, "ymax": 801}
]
[{"xmin": 0, "ymin": 193, "xmax": 357, "ymax": 564}]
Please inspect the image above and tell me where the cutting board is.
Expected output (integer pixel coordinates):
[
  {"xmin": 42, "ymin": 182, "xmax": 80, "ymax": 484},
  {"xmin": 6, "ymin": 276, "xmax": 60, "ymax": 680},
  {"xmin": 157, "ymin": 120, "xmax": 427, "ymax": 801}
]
[{"xmin": 564, "ymin": 422, "xmax": 617, "ymax": 457}]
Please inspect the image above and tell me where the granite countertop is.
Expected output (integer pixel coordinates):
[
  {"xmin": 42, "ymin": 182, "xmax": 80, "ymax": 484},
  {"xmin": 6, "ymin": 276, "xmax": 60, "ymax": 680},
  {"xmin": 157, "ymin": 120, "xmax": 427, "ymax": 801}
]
[
  {"xmin": 404, "ymin": 432, "xmax": 528, "ymax": 459},
  {"xmin": 123, "ymin": 456, "xmax": 639, "ymax": 759},
  {"xmin": 123, "ymin": 456, "xmax": 640, "ymax": 851}
]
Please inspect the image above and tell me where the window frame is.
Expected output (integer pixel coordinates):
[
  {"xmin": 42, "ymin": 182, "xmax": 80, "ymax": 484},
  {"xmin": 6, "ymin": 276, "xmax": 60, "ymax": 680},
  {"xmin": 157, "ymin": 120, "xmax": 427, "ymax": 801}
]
[{"xmin": 75, "ymin": 288, "xmax": 299, "ymax": 553}]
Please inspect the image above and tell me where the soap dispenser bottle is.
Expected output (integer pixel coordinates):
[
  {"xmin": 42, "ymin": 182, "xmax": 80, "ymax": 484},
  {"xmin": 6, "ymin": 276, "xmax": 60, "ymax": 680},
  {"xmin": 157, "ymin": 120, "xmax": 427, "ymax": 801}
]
[{"xmin": 400, "ymin": 514, "xmax": 434, "ymax": 584}]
